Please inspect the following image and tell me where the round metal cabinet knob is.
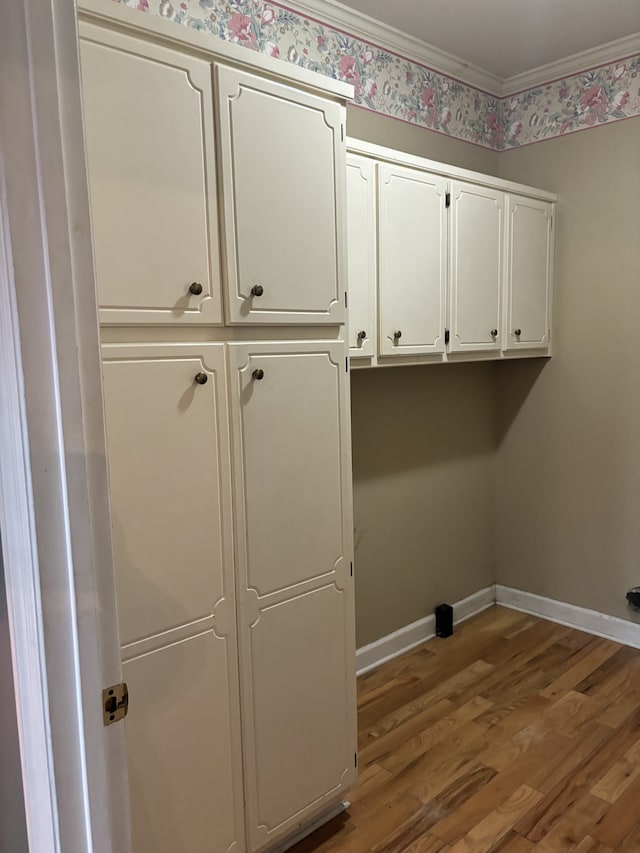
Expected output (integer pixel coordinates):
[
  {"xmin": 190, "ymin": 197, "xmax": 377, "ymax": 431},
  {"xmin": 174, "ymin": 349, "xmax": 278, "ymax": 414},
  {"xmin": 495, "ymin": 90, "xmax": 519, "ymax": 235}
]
[
  {"xmin": 194, "ymin": 372, "xmax": 208, "ymax": 385},
  {"xmin": 393, "ymin": 330, "xmax": 402, "ymax": 341},
  {"xmin": 189, "ymin": 281, "xmax": 203, "ymax": 295},
  {"xmin": 251, "ymin": 285, "xmax": 264, "ymax": 297},
  {"xmin": 252, "ymin": 369, "xmax": 265, "ymax": 381},
  {"xmin": 491, "ymin": 329, "xmax": 498, "ymax": 337},
  {"xmin": 357, "ymin": 330, "xmax": 367, "ymax": 341},
  {"xmin": 514, "ymin": 328, "xmax": 522, "ymax": 336}
]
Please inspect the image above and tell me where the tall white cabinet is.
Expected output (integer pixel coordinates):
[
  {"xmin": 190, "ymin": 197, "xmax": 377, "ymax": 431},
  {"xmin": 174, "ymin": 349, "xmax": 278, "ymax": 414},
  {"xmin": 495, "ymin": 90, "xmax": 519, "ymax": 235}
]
[{"xmin": 79, "ymin": 5, "xmax": 356, "ymax": 853}]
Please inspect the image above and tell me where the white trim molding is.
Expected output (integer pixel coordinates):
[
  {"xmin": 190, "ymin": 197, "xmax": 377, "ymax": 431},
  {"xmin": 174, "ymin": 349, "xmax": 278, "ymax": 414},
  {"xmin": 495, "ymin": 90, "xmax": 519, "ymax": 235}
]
[
  {"xmin": 281, "ymin": 0, "xmax": 503, "ymax": 93},
  {"xmin": 502, "ymin": 32, "xmax": 640, "ymax": 95},
  {"xmin": 0, "ymin": 1, "xmax": 129, "ymax": 851},
  {"xmin": 356, "ymin": 586, "xmax": 496, "ymax": 675},
  {"xmin": 495, "ymin": 585, "xmax": 640, "ymax": 649}
]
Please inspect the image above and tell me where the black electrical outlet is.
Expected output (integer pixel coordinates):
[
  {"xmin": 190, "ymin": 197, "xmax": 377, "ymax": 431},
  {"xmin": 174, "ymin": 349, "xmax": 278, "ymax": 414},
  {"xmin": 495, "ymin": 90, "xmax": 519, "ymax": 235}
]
[
  {"xmin": 435, "ymin": 603, "xmax": 453, "ymax": 638},
  {"xmin": 627, "ymin": 588, "xmax": 640, "ymax": 610}
]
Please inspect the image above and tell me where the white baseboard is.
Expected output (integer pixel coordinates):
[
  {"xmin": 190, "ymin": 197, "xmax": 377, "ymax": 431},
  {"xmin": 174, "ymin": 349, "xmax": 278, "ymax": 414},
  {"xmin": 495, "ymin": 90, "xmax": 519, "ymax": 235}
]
[
  {"xmin": 495, "ymin": 585, "xmax": 640, "ymax": 649},
  {"xmin": 356, "ymin": 585, "xmax": 496, "ymax": 676}
]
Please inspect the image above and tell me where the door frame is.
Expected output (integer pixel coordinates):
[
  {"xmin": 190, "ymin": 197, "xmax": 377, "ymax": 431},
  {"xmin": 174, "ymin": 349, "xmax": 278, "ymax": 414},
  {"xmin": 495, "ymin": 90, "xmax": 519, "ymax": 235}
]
[{"xmin": 0, "ymin": 2, "xmax": 128, "ymax": 851}]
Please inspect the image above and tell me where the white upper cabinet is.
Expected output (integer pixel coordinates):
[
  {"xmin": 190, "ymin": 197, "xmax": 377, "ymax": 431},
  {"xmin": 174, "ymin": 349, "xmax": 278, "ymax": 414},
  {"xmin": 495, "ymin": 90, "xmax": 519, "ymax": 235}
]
[
  {"xmin": 504, "ymin": 196, "xmax": 554, "ymax": 351},
  {"xmin": 449, "ymin": 181, "xmax": 504, "ymax": 353},
  {"xmin": 216, "ymin": 65, "xmax": 347, "ymax": 325},
  {"xmin": 378, "ymin": 163, "xmax": 447, "ymax": 357},
  {"xmin": 80, "ymin": 26, "xmax": 222, "ymax": 325},
  {"xmin": 346, "ymin": 154, "xmax": 376, "ymax": 357}
]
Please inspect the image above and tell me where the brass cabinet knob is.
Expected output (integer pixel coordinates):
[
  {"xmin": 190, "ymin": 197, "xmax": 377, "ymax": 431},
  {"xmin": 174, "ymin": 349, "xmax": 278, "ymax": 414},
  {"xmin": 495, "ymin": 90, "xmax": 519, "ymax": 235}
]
[
  {"xmin": 189, "ymin": 281, "xmax": 203, "ymax": 295},
  {"xmin": 194, "ymin": 372, "xmax": 208, "ymax": 385},
  {"xmin": 252, "ymin": 368, "xmax": 265, "ymax": 381},
  {"xmin": 251, "ymin": 285, "xmax": 264, "ymax": 297},
  {"xmin": 357, "ymin": 330, "xmax": 366, "ymax": 341}
]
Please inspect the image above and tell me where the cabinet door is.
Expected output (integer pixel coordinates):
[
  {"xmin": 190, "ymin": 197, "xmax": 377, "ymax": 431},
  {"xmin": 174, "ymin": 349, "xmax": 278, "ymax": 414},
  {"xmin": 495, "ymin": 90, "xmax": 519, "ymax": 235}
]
[
  {"xmin": 216, "ymin": 65, "xmax": 347, "ymax": 325},
  {"xmin": 101, "ymin": 344, "xmax": 244, "ymax": 853},
  {"xmin": 378, "ymin": 164, "xmax": 447, "ymax": 356},
  {"xmin": 346, "ymin": 154, "xmax": 376, "ymax": 357},
  {"xmin": 504, "ymin": 196, "xmax": 554, "ymax": 351},
  {"xmin": 80, "ymin": 26, "xmax": 222, "ymax": 325},
  {"xmin": 227, "ymin": 342, "xmax": 356, "ymax": 853},
  {"xmin": 449, "ymin": 182, "xmax": 504, "ymax": 353}
]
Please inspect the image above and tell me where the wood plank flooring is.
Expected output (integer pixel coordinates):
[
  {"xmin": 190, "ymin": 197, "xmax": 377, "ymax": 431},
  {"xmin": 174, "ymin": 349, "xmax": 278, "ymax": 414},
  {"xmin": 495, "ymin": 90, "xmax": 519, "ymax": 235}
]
[{"xmin": 290, "ymin": 606, "xmax": 640, "ymax": 853}]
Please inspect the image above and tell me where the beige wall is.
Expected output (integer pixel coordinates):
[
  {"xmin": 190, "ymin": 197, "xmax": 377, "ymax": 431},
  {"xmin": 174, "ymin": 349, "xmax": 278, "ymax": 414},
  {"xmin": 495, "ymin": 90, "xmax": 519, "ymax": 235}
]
[
  {"xmin": 348, "ymin": 106, "xmax": 500, "ymax": 175},
  {"xmin": 351, "ymin": 363, "xmax": 497, "ymax": 646},
  {"xmin": 347, "ymin": 109, "xmax": 500, "ymax": 647},
  {"xmin": 496, "ymin": 119, "xmax": 640, "ymax": 619}
]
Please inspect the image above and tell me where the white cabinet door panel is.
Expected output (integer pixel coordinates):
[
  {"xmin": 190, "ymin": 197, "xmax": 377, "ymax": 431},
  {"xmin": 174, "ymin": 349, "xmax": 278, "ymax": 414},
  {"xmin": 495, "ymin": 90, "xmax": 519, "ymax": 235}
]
[
  {"xmin": 227, "ymin": 341, "xmax": 356, "ymax": 852},
  {"xmin": 102, "ymin": 345, "xmax": 230, "ymax": 644},
  {"xmin": 123, "ymin": 631, "xmax": 243, "ymax": 853},
  {"xmin": 102, "ymin": 343, "xmax": 245, "ymax": 853},
  {"xmin": 217, "ymin": 66, "xmax": 346, "ymax": 325},
  {"xmin": 80, "ymin": 25, "xmax": 221, "ymax": 325},
  {"xmin": 505, "ymin": 196, "xmax": 553, "ymax": 351},
  {"xmin": 249, "ymin": 584, "xmax": 353, "ymax": 833},
  {"xmin": 346, "ymin": 154, "xmax": 376, "ymax": 357},
  {"xmin": 378, "ymin": 164, "xmax": 447, "ymax": 356},
  {"xmin": 449, "ymin": 181, "xmax": 504, "ymax": 353}
]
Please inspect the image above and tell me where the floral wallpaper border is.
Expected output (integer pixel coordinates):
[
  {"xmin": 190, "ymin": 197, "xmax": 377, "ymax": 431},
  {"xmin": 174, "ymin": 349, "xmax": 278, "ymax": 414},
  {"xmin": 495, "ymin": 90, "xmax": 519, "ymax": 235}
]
[{"xmin": 113, "ymin": 0, "xmax": 640, "ymax": 150}]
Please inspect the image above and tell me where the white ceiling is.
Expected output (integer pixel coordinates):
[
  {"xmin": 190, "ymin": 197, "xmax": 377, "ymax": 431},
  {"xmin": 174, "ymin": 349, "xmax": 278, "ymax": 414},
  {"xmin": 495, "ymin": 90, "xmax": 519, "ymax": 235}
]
[{"xmin": 334, "ymin": 0, "xmax": 640, "ymax": 79}]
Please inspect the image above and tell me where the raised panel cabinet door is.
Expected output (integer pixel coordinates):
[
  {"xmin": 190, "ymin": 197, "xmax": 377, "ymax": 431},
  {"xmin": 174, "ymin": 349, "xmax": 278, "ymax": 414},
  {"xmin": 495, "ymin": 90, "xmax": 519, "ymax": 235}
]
[
  {"xmin": 101, "ymin": 343, "xmax": 244, "ymax": 853},
  {"xmin": 80, "ymin": 24, "xmax": 221, "ymax": 325},
  {"xmin": 346, "ymin": 153, "xmax": 376, "ymax": 357},
  {"xmin": 504, "ymin": 196, "xmax": 554, "ymax": 351},
  {"xmin": 378, "ymin": 163, "xmax": 447, "ymax": 356},
  {"xmin": 227, "ymin": 342, "xmax": 357, "ymax": 852},
  {"xmin": 449, "ymin": 181, "xmax": 504, "ymax": 353},
  {"xmin": 216, "ymin": 65, "xmax": 347, "ymax": 325}
]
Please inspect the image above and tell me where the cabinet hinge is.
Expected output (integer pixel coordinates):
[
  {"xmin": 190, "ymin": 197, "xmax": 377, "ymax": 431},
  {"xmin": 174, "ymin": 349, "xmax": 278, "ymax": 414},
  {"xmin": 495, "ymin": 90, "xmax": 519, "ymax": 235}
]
[
  {"xmin": 444, "ymin": 329, "xmax": 450, "ymax": 345},
  {"xmin": 344, "ymin": 291, "xmax": 348, "ymax": 309},
  {"xmin": 103, "ymin": 682, "xmax": 129, "ymax": 726},
  {"xmin": 445, "ymin": 192, "xmax": 451, "ymax": 208},
  {"xmin": 350, "ymin": 560, "xmax": 353, "ymax": 577},
  {"xmin": 346, "ymin": 357, "xmax": 349, "ymax": 373},
  {"xmin": 341, "ymin": 124, "xmax": 345, "ymax": 142},
  {"xmin": 355, "ymin": 753, "xmax": 358, "ymax": 768}
]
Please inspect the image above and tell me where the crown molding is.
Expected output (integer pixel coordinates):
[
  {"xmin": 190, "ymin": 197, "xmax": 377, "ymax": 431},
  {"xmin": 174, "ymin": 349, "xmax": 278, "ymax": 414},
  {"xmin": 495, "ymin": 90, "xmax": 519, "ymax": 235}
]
[
  {"xmin": 279, "ymin": 0, "xmax": 640, "ymax": 98},
  {"xmin": 502, "ymin": 31, "xmax": 640, "ymax": 95},
  {"xmin": 278, "ymin": 0, "xmax": 504, "ymax": 94}
]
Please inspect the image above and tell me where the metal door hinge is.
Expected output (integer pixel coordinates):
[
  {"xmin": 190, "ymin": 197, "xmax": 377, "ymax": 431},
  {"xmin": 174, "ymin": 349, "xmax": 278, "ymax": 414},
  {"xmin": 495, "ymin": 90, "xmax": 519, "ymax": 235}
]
[
  {"xmin": 345, "ymin": 291, "xmax": 348, "ymax": 309},
  {"xmin": 444, "ymin": 329, "xmax": 450, "ymax": 345},
  {"xmin": 445, "ymin": 192, "xmax": 451, "ymax": 208},
  {"xmin": 346, "ymin": 357, "xmax": 349, "ymax": 373},
  {"xmin": 103, "ymin": 682, "xmax": 129, "ymax": 726},
  {"xmin": 350, "ymin": 560, "xmax": 353, "ymax": 577},
  {"xmin": 354, "ymin": 753, "xmax": 358, "ymax": 768}
]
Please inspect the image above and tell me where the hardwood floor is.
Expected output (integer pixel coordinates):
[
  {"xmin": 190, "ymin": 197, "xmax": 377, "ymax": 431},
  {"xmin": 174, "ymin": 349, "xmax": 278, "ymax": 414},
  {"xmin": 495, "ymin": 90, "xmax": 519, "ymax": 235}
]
[{"xmin": 290, "ymin": 606, "xmax": 640, "ymax": 852}]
